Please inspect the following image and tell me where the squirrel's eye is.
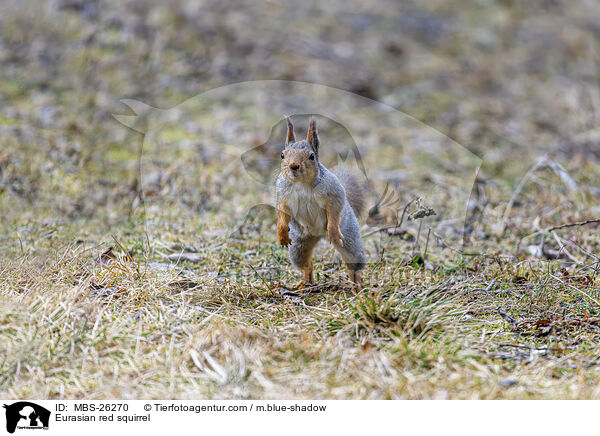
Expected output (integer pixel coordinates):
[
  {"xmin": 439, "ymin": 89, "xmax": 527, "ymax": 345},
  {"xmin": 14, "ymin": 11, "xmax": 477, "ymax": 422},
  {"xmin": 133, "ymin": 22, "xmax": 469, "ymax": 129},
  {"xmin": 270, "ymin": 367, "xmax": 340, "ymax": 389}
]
[
  {"xmin": 309, "ymin": 153, "xmax": 315, "ymax": 160},
  {"xmin": 281, "ymin": 152, "xmax": 285, "ymax": 159}
]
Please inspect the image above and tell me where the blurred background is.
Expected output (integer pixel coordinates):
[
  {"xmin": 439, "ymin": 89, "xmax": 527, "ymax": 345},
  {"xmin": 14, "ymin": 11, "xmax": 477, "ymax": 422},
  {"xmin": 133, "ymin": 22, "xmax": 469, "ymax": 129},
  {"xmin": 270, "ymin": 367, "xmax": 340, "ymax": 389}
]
[{"xmin": 0, "ymin": 0, "xmax": 598, "ymax": 254}]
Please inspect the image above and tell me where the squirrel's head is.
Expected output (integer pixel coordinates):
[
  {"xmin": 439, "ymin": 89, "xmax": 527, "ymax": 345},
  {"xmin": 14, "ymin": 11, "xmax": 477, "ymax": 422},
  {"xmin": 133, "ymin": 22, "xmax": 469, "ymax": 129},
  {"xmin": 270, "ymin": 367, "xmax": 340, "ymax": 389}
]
[{"xmin": 280, "ymin": 117, "xmax": 320, "ymax": 184}]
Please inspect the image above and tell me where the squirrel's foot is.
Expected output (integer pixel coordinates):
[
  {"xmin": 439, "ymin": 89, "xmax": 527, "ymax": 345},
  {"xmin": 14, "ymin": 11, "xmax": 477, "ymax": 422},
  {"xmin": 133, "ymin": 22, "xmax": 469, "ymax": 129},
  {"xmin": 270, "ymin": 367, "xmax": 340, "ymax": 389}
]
[
  {"xmin": 295, "ymin": 280, "xmax": 315, "ymax": 289},
  {"xmin": 347, "ymin": 269, "xmax": 363, "ymax": 289},
  {"xmin": 297, "ymin": 263, "xmax": 315, "ymax": 289}
]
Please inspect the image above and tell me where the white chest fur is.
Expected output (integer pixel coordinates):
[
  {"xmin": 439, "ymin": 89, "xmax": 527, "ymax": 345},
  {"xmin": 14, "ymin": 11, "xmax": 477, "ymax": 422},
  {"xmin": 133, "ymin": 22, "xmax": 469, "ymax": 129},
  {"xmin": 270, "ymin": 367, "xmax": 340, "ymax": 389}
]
[{"xmin": 285, "ymin": 183, "xmax": 328, "ymax": 236}]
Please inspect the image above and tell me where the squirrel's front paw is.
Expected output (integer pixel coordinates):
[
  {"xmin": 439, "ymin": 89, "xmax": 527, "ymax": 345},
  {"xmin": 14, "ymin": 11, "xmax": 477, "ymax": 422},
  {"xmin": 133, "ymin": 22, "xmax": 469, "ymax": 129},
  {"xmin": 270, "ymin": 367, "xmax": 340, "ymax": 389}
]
[
  {"xmin": 279, "ymin": 230, "xmax": 292, "ymax": 247},
  {"xmin": 328, "ymin": 226, "xmax": 344, "ymax": 246}
]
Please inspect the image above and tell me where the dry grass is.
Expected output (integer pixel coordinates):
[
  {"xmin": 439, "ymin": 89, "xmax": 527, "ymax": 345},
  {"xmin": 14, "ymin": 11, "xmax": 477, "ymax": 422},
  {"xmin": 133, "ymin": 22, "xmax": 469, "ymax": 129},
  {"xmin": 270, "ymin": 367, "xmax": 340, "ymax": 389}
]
[{"xmin": 2, "ymin": 197, "xmax": 600, "ymax": 399}]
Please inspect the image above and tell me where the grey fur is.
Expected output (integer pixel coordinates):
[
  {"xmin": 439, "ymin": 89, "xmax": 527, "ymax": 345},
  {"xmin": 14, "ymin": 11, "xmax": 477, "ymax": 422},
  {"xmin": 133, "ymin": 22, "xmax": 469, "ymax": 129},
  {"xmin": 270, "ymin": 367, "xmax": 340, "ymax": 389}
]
[
  {"xmin": 276, "ymin": 162, "xmax": 366, "ymax": 273},
  {"xmin": 331, "ymin": 166, "xmax": 365, "ymax": 220}
]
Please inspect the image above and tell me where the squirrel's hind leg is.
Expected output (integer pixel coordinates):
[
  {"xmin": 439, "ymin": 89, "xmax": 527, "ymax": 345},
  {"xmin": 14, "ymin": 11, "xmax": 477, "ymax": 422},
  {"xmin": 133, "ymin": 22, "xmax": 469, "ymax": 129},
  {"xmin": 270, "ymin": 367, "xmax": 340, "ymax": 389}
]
[
  {"xmin": 295, "ymin": 260, "xmax": 315, "ymax": 289},
  {"xmin": 337, "ymin": 247, "xmax": 365, "ymax": 288},
  {"xmin": 345, "ymin": 267, "xmax": 363, "ymax": 287},
  {"xmin": 289, "ymin": 234, "xmax": 321, "ymax": 287}
]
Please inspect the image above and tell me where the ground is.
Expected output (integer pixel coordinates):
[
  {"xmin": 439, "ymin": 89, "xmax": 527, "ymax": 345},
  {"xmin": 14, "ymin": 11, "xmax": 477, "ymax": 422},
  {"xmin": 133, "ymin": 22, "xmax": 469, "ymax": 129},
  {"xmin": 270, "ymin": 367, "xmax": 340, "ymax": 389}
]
[{"xmin": 1, "ymin": 0, "xmax": 599, "ymax": 399}]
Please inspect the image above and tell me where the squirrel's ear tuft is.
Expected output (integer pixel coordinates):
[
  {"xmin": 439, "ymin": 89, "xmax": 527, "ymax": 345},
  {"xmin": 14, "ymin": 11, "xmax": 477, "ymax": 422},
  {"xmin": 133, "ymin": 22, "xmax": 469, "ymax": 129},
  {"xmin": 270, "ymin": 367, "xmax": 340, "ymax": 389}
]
[
  {"xmin": 285, "ymin": 117, "xmax": 295, "ymax": 145},
  {"xmin": 307, "ymin": 117, "xmax": 319, "ymax": 155}
]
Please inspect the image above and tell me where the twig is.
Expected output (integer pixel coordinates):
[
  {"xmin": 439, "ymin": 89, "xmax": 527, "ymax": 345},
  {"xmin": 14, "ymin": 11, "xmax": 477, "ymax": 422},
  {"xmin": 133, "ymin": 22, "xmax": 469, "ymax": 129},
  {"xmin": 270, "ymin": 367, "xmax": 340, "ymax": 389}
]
[
  {"xmin": 497, "ymin": 309, "xmax": 518, "ymax": 326},
  {"xmin": 546, "ymin": 219, "xmax": 600, "ymax": 232},
  {"xmin": 362, "ymin": 197, "xmax": 416, "ymax": 238},
  {"xmin": 497, "ymin": 344, "xmax": 532, "ymax": 350},
  {"xmin": 363, "ymin": 225, "xmax": 401, "ymax": 238},
  {"xmin": 497, "ymin": 343, "xmax": 548, "ymax": 351},
  {"xmin": 412, "ymin": 220, "xmax": 423, "ymax": 256},
  {"xmin": 245, "ymin": 261, "xmax": 275, "ymax": 293},
  {"xmin": 485, "ymin": 279, "xmax": 497, "ymax": 293},
  {"xmin": 563, "ymin": 237, "xmax": 600, "ymax": 263},
  {"xmin": 430, "ymin": 229, "xmax": 480, "ymax": 257},
  {"xmin": 423, "ymin": 228, "xmax": 431, "ymax": 262},
  {"xmin": 551, "ymin": 274, "xmax": 600, "ymax": 308},
  {"xmin": 398, "ymin": 198, "xmax": 415, "ymax": 230},
  {"xmin": 550, "ymin": 231, "xmax": 581, "ymax": 264}
]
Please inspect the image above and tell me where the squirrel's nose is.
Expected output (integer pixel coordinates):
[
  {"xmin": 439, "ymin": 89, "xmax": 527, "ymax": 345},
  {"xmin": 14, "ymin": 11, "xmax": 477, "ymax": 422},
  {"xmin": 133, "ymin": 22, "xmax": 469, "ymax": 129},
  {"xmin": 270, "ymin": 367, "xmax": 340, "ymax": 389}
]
[{"xmin": 290, "ymin": 164, "xmax": 300, "ymax": 171}]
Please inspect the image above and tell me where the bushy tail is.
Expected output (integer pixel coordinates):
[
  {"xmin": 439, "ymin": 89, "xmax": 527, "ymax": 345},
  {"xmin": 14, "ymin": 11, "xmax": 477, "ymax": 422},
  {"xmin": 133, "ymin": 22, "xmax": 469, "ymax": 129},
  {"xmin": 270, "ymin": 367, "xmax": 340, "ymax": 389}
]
[{"xmin": 332, "ymin": 166, "xmax": 366, "ymax": 219}]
